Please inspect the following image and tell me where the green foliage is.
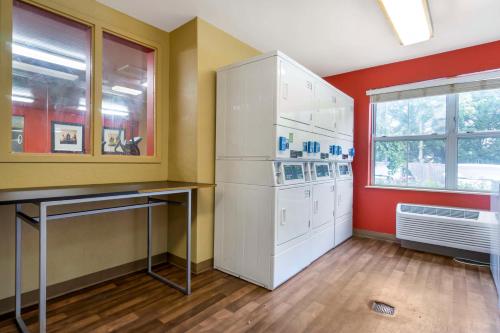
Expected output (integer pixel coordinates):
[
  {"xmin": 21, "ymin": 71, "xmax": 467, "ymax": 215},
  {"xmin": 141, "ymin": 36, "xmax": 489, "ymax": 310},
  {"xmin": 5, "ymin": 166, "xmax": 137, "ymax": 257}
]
[{"xmin": 374, "ymin": 88, "xmax": 500, "ymax": 189}]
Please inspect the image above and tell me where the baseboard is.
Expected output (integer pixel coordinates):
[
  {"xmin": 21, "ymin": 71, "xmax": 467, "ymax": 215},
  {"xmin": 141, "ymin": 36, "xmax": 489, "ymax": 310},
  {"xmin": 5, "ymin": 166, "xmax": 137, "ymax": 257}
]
[
  {"xmin": 354, "ymin": 228, "xmax": 398, "ymax": 243},
  {"xmin": 167, "ymin": 253, "xmax": 214, "ymax": 274},
  {"xmin": 0, "ymin": 252, "xmax": 213, "ymax": 316}
]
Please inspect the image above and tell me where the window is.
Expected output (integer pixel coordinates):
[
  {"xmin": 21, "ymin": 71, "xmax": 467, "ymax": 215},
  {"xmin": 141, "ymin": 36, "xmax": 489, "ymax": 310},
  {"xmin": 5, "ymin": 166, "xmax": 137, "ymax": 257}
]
[
  {"xmin": 371, "ymin": 83, "xmax": 500, "ymax": 192},
  {"xmin": 11, "ymin": 0, "xmax": 91, "ymax": 154},
  {"xmin": 101, "ymin": 32, "xmax": 155, "ymax": 157}
]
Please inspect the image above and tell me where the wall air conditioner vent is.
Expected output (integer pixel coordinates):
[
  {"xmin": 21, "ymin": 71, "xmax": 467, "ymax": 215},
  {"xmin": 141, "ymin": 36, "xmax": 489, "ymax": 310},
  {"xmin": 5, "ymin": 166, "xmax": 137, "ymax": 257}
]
[
  {"xmin": 400, "ymin": 204, "xmax": 479, "ymax": 220},
  {"xmin": 397, "ymin": 203, "xmax": 497, "ymax": 254}
]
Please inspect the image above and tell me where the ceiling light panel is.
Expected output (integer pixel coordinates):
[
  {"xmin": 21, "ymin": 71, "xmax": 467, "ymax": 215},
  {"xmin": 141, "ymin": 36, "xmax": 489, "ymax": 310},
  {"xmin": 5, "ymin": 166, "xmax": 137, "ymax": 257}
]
[
  {"xmin": 111, "ymin": 85, "xmax": 143, "ymax": 96},
  {"xmin": 379, "ymin": 0, "xmax": 433, "ymax": 46},
  {"xmin": 13, "ymin": 61, "xmax": 79, "ymax": 81},
  {"xmin": 12, "ymin": 43, "xmax": 87, "ymax": 70}
]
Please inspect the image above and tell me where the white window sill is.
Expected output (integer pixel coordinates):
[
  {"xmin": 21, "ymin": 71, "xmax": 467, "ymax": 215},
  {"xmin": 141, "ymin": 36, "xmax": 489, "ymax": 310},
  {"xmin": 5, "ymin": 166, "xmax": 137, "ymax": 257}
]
[{"xmin": 365, "ymin": 185, "xmax": 493, "ymax": 196}]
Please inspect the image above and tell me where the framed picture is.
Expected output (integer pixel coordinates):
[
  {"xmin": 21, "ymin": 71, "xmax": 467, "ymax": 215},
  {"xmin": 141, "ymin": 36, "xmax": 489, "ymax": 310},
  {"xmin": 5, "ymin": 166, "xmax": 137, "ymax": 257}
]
[
  {"xmin": 51, "ymin": 121, "xmax": 84, "ymax": 153},
  {"xmin": 12, "ymin": 115, "xmax": 25, "ymax": 153},
  {"xmin": 102, "ymin": 127, "xmax": 126, "ymax": 154}
]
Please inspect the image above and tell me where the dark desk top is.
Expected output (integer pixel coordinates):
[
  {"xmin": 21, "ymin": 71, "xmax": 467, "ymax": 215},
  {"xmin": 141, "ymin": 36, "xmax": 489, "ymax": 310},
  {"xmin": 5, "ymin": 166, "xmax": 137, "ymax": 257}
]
[{"xmin": 0, "ymin": 181, "xmax": 214, "ymax": 205}]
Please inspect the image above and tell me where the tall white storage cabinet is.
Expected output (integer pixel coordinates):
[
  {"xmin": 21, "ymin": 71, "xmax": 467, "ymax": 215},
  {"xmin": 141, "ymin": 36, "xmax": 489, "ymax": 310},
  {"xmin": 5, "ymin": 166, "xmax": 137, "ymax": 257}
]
[{"xmin": 215, "ymin": 51, "xmax": 354, "ymax": 290}]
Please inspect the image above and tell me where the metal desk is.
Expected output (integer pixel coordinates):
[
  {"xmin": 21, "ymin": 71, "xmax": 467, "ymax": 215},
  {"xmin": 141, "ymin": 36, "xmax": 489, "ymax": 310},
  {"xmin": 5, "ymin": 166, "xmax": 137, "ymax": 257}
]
[{"xmin": 0, "ymin": 181, "xmax": 212, "ymax": 333}]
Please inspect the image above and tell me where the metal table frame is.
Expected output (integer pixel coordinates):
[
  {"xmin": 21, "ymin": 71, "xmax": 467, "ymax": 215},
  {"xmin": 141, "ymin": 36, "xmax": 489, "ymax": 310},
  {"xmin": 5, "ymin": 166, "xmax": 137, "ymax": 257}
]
[{"xmin": 14, "ymin": 189, "xmax": 192, "ymax": 333}]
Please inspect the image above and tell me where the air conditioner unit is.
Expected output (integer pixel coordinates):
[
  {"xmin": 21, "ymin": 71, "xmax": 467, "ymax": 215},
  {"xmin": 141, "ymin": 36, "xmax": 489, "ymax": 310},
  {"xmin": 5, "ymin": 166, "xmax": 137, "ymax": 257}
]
[{"xmin": 396, "ymin": 203, "xmax": 498, "ymax": 254}]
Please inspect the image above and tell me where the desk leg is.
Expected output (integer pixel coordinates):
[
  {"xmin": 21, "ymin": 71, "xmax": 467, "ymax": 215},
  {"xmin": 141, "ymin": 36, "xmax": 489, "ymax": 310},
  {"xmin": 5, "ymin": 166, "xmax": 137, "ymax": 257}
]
[
  {"xmin": 186, "ymin": 190, "xmax": 191, "ymax": 295},
  {"xmin": 147, "ymin": 198, "xmax": 152, "ymax": 273},
  {"xmin": 146, "ymin": 190, "xmax": 192, "ymax": 295},
  {"xmin": 15, "ymin": 204, "xmax": 26, "ymax": 332},
  {"xmin": 39, "ymin": 203, "xmax": 47, "ymax": 333}
]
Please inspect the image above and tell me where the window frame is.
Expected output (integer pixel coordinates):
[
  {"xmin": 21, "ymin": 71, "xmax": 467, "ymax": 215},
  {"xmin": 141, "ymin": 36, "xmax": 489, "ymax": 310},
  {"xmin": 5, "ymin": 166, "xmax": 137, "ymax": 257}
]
[
  {"xmin": 1, "ymin": 0, "xmax": 162, "ymax": 164},
  {"xmin": 370, "ymin": 91, "xmax": 500, "ymax": 193}
]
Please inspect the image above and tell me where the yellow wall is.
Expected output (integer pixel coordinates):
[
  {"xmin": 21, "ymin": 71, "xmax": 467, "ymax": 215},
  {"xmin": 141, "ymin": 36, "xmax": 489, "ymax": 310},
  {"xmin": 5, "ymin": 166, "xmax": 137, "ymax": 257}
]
[
  {"xmin": 168, "ymin": 18, "xmax": 260, "ymax": 263},
  {"xmin": 167, "ymin": 19, "xmax": 198, "ymax": 259},
  {"xmin": 0, "ymin": 0, "xmax": 170, "ymax": 301},
  {"xmin": 0, "ymin": 1, "xmax": 260, "ymax": 305}
]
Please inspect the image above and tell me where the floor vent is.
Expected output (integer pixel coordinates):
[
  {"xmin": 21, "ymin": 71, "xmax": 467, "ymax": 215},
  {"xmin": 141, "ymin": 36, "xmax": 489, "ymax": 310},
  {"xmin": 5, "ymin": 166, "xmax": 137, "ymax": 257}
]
[{"xmin": 371, "ymin": 301, "xmax": 395, "ymax": 316}]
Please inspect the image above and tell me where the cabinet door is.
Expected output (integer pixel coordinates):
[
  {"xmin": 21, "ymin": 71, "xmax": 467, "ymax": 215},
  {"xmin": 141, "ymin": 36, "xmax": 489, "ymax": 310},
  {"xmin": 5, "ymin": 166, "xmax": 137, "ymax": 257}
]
[
  {"xmin": 314, "ymin": 83, "xmax": 336, "ymax": 134},
  {"xmin": 312, "ymin": 182, "xmax": 335, "ymax": 229},
  {"xmin": 277, "ymin": 186, "xmax": 311, "ymax": 245},
  {"xmin": 278, "ymin": 60, "xmax": 315, "ymax": 127},
  {"xmin": 336, "ymin": 96, "xmax": 354, "ymax": 136},
  {"xmin": 336, "ymin": 179, "xmax": 353, "ymax": 218}
]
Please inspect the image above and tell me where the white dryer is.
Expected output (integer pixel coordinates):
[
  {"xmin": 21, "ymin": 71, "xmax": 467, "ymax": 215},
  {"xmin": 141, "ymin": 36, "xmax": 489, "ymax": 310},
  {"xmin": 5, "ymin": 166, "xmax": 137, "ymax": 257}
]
[{"xmin": 215, "ymin": 160, "xmax": 314, "ymax": 289}]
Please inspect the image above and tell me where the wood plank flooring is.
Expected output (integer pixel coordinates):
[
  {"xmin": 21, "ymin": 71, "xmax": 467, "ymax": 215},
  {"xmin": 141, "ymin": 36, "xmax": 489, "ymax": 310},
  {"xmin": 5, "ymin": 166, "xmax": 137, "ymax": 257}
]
[{"xmin": 0, "ymin": 237, "xmax": 499, "ymax": 332}]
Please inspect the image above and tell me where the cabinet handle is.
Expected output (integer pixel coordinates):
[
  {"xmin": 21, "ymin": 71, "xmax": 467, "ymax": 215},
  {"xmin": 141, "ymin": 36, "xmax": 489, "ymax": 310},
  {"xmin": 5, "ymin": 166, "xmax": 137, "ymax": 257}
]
[
  {"xmin": 314, "ymin": 200, "xmax": 318, "ymax": 214},
  {"xmin": 281, "ymin": 208, "xmax": 286, "ymax": 225},
  {"xmin": 282, "ymin": 82, "xmax": 289, "ymax": 100}
]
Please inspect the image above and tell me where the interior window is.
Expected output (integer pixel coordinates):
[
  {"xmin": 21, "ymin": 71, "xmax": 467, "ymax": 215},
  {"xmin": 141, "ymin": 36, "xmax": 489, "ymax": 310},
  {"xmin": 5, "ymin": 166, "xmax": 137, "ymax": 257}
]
[
  {"xmin": 101, "ymin": 32, "xmax": 155, "ymax": 156},
  {"xmin": 11, "ymin": 0, "xmax": 91, "ymax": 154}
]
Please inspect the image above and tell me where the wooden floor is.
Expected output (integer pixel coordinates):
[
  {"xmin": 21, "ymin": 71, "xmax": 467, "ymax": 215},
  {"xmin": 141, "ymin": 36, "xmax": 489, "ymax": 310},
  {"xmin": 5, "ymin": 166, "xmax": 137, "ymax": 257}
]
[{"xmin": 1, "ymin": 237, "xmax": 499, "ymax": 333}]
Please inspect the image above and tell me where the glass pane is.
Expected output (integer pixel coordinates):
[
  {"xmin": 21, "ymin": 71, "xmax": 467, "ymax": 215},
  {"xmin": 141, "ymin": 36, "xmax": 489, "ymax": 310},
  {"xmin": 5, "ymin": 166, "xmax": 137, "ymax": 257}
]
[
  {"xmin": 458, "ymin": 89, "xmax": 500, "ymax": 133},
  {"xmin": 375, "ymin": 95, "xmax": 446, "ymax": 137},
  {"xmin": 458, "ymin": 137, "xmax": 500, "ymax": 191},
  {"xmin": 374, "ymin": 140, "xmax": 445, "ymax": 188},
  {"xmin": 102, "ymin": 32, "xmax": 155, "ymax": 156},
  {"xmin": 375, "ymin": 100, "xmax": 408, "ymax": 137},
  {"xmin": 407, "ymin": 140, "xmax": 445, "ymax": 188},
  {"xmin": 12, "ymin": 0, "xmax": 91, "ymax": 154},
  {"xmin": 374, "ymin": 141, "xmax": 407, "ymax": 186}
]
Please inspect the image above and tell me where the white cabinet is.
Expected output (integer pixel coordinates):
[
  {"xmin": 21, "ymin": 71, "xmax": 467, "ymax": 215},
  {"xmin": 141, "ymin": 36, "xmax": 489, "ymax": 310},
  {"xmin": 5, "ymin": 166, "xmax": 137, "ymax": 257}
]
[
  {"xmin": 336, "ymin": 95, "xmax": 354, "ymax": 137},
  {"xmin": 278, "ymin": 59, "xmax": 315, "ymax": 129},
  {"xmin": 315, "ymin": 82, "xmax": 337, "ymax": 135},
  {"xmin": 312, "ymin": 182, "xmax": 335, "ymax": 229},
  {"xmin": 277, "ymin": 186, "xmax": 311, "ymax": 245},
  {"xmin": 336, "ymin": 179, "xmax": 353, "ymax": 218}
]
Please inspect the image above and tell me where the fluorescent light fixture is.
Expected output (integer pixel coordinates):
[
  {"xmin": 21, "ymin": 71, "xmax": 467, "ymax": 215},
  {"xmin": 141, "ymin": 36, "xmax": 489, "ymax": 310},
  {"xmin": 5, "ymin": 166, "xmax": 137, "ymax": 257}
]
[
  {"xmin": 12, "ymin": 43, "xmax": 86, "ymax": 70},
  {"xmin": 111, "ymin": 85, "xmax": 142, "ymax": 96},
  {"xmin": 12, "ymin": 87, "xmax": 33, "ymax": 98},
  {"xmin": 12, "ymin": 95, "xmax": 34, "ymax": 103},
  {"xmin": 13, "ymin": 61, "xmax": 79, "ymax": 81},
  {"xmin": 102, "ymin": 102, "xmax": 128, "ymax": 113},
  {"xmin": 378, "ymin": 0, "xmax": 433, "ymax": 46},
  {"xmin": 102, "ymin": 109, "xmax": 128, "ymax": 117},
  {"xmin": 13, "ymin": 35, "xmax": 86, "ymax": 61},
  {"xmin": 141, "ymin": 81, "xmax": 148, "ymax": 87},
  {"xmin": 101, "ymin": 102, "xmax": 129, "ymax": 116}
]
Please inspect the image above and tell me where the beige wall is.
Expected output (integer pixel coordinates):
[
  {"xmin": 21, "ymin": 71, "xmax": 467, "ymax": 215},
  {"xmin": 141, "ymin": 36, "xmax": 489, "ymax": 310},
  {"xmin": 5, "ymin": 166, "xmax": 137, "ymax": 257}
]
[
  {"xmin": 168, "ymin": 19, "xmax": 198, "ymax": 259},
  {"xmin": 168, "ymin": 18, "xmax": 260, "ymax": 263},
  {"xmin": 0, "ymin": 0, "xmax": 170, "ymax": 301},
  {"xmin": 0, "ymin": 2, "xmax": 260, "ymax": 305}
]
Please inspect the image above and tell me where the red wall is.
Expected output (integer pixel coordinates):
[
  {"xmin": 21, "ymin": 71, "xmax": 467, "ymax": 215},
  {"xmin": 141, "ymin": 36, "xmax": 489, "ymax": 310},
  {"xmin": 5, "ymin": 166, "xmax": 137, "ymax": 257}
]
[
  {"xmin": 13, "ymin": 107, "xmax": 138, "ymax": 154},
  {"xmin": 324, "ymin": 40, "xmax": 500, "ymax": 235}
]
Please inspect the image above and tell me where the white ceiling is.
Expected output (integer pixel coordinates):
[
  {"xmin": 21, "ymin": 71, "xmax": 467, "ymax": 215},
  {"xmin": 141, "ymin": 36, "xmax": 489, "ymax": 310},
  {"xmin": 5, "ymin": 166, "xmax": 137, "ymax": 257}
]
[{"xmin": 97, "ymin": 0, "xmax": 500, "ymax": 77}]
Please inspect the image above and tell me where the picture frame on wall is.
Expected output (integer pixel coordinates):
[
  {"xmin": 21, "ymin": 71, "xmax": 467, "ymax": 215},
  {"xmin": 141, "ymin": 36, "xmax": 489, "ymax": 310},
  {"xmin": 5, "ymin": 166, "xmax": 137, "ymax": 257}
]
[
  {"xmin": 51, "ymin": 121, "xmax": 84, "ymax": 153},
  {"xmin": 102, "ymin": 127, "xmax": 126, "ymax": 154}
]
